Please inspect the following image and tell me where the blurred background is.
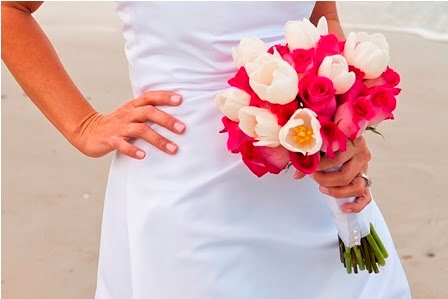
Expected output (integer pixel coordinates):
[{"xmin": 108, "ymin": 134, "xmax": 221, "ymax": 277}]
[{"xmin": 2, "ymin": 2, "xmax": 447, "ymax": 299}]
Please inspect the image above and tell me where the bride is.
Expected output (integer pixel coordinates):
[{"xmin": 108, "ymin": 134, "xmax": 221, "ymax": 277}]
[{"xmin": 2, "ymin": 1, "xmax": 411, "ymax": 298}]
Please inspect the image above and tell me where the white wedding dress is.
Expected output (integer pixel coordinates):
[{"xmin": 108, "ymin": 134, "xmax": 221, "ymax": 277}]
[{"xmin": 95, "ymin": 2, "xmax": 411, "ymax": 298}]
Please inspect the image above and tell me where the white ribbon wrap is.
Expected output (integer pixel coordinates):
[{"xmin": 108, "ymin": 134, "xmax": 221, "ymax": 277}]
[{"xmin": 324, "ymin": 167, "xmax": 373, "ymax": 247}]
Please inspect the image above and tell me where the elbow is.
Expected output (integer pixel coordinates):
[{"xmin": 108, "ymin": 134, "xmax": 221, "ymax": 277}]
[{"xmin": 2, "ymin": 1, "xmax": 43, "ymax": 14}]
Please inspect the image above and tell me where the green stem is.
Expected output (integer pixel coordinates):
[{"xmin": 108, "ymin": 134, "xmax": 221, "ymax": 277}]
[
  {"xmin": 338, "ymin": 237, "xmax": 345, "ymax": 265},
  {"xmin": 351, "ymin": 248, "xmax": 358, "ymax": 274},
  {"xmin": 353, "ymin": 245, "xmax": 365, "ymax": 271},
  {"xmin": 370, "ymin": 223, "xmax": 389, "ymax": 258},
  {"xmin": 366, "ymin": 234, "xmax": 386, "ymax": 266},
  {"xmin": 370, "ymin": 246, "xmax": 379, "ymax": 274},
  {"xmin": 344, "ymin": 246, "xmax": 352, "ymax": 274},
  {"xmin": 361, "ymin": 238, "xmax": 372, "ymax": 273}
]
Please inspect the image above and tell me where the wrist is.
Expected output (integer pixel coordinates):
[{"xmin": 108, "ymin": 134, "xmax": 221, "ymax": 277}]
[{"xmin": 66, "ymin": 109, "xmax": 101, "ymax": 153}]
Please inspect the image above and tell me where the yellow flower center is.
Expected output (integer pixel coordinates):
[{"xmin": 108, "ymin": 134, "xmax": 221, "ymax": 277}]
[{"xmin": 293, "ymin": 125, "xmax": 314, "ymax": 145}]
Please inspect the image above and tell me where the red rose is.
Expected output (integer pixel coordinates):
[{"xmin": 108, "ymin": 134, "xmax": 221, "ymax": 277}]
[
  {"xmin": 240, "ymin": 142, "xmax": 290, "ymax": 177},
  {"xmin": 368, "ymin": 87, "xmax": 400, "ymax": 126},
  {"xmin": 268, "ymin": 44, "xmax": 291, "ymax": 58},
  {"xmin": 348, "ymin": 65, "xmax": 366, "ymax": 81},
  {"xmin": 228, "ymin": 67, "xmax": 252, "ymax": 94},
  {"xmin": 299, "ymin": 74, "xmax": 337, "ymax": 118},
  {"xmin": 289, "ymin": 151, "xmax": 320, "ymax": 174},
  {"xmin": 220, "ymin": 116, "xmax": 252, "ymax": 153},
  {"xmin": 269, "ymin": 100, "xmax": 299, "ymax": 126},
  {"xmin": 248, "ymin": 92, "xmax": 299, "ymax": 126},
  {"xmin": 313, "ymin": 34, "xmax": 343, "ymax": 70},
  {"xmin": 268, "ymin": 44, "xmax": 296, "ymax": 67},
  {"xmin": 365, "ymin": 67, "xmax": 401, "ymax": 88},
  {"xmin": 320, "ymin": 120, "xmax": 347, "ymax": 159},
  {"xmin": 291, "ymin": 48, "xmax": 315, "ymax": 74},
  {"xmin": 334, "ymin": 96, "xmax": 375, "ymax": 140}
]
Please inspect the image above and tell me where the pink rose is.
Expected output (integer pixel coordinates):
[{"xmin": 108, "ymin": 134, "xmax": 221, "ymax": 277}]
[
  {"xmin": 289, "ymin": 151, "xmax": 320, "ymax": 174},
  {"xmin": 228, "ymin": 67, "xmax": 252, "ymax": 94},
  {"xmin": 240, "ymin": 141, "xmax": 290, "ymax": 177},
  {"xmin": 299, "ymin": 74, "xmax": 337, "ymax": 118},
  {"xmin": 365, "ymin": 67, "xmax": 400, "ymax": 88},
  {"xmin": 220, "ymin": 116, "xmax": 253, "ymax": 153},
  {"xmin": 368, "ymin": 87, "xmax": 400, "ymax": 126},
  {"xmin": 339, "ymin": 79, "xmax": 368, "ymax": 105},
  {"xmin": 334, "ymin": 96, "xmax": 375, "ymax": 140},
  {"xmin": 320, "ymin": 119, "xmax": 347, "ymax": 159}
]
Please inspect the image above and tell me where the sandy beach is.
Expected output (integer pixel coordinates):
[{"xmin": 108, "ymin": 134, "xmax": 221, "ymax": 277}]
[{"xmin": 2, "ymin": 2, "xmax": 447, "ymax": 299}]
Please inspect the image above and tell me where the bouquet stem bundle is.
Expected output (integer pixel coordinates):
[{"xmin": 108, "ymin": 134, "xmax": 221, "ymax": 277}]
[{"xmin": 338, "ymin": 223, "xmax": 389, "ymax": 274}]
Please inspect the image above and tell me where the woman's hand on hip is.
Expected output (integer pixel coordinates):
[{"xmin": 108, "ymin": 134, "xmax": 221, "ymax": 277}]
[
  {"xmin": 294, "ymin": 136, "xmax": 372, "ymax": 213},
  {"xmin": 75, "ymin": 90, "xmax": 186, "ymax": 159}
]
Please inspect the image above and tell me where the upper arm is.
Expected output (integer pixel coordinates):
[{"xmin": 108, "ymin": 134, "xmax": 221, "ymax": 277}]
[
  {"xmin": 310, "ymin": 1, "xmax": 339, "ymax": 25},
  {"xmin": 2, "ymin": 1, "xmax": 44, "ymax": 14}
]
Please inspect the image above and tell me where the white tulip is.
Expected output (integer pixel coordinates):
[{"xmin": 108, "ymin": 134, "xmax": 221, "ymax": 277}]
[
  {"xmin": 318, "ymin": 54, "xmax": 356, "ymax": 94},
  {"xmin": 245, "ymin": 50, "xmax": 299, "ymax": 105},
  {"xmin": 284, "ymin": 17, "xmax": 328, "ymax": 51},
  {"xmin": 343, "ymin": 32, "xmax": 390, "ymax": 79},
  {"xmin": 232, "ymin": 36, "xmax": 269, "ymax": 68},
  {"xmin": 279, "ymin": 108, "xmax": 322, "ymax": 154},
  {"xmin": 215, "ymin": 87, "xmax": 251, "ymax": 122},
  {"xmin": 238, "ymin": 107, "xmax": 281, "ymax": 147}
]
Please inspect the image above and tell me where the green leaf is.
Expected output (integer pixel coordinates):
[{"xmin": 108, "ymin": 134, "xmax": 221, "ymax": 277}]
[{"xmin": 366, "ymin": 126, "xmax": 385, "ymax": 141}]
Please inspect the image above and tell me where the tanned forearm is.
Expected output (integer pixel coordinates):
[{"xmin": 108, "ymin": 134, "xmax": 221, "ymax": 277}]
[
  {"xmin": 1, "ymin": 2, "xmax": 97, "ymax": 149},
  {"xmin": 310, "ymin": 1, "xmax": 345, "ymax": 40}
]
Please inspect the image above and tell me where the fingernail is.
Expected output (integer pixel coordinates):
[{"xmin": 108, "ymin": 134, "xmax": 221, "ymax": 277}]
[
  {"xmin": 319, "ymin": 186, "xmax": 329, "ymax": 194},
  {"xmin": 174, "ymin": 122, "xmax": 186, "ymax": 133},
  {"xmin": 136, "ymin": 150, "xmax": 146, "ymax": 159},
  {"xmin": 344, "ymin": 209, "xmax": 353, "ymax": 213},
  {"xmin": 171, "ymin": 95, "xmax": 182, "ymax": 104},
  {"xmin": 166, "ymin": 143, "xmax": 178, "ymax": 153}
]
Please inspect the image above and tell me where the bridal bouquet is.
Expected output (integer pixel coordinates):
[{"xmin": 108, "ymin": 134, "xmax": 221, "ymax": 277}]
[{"xmin": 215, "ymin": 17, "xmax": 401, "ymax": 274}]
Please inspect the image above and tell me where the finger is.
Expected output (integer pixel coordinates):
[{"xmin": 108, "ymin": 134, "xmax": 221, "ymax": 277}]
[
  {"xmin": 130, "ymin": 90, "xmax": 183, "ymax": 107},
  {"xmin": 126, "ymin": 123, "xmax": 178, "ymax": 155},
  {"xmin": 319, "ymin": 177, "xmax": 366, "ymax": 198},
  {"xmin": 317, "ymin": 136, "xmax": 367, "ymax": 171},
  {"xmin": 342, "ymin": 189, "xmax": 372, "ymax": 213},
  {"xmin": 110, "ymin": 136, "xmax": 146, "ymax": 160},
  {"xmin": 293, "ymin": 170, "xmax": 306, "ymax": 180},
  {"xmin": 312, "ymin": 151, "xmax": 370, "ymax": 187},
  {"xmin": 317, "ymin": 146, "xmax": 355, "ymax": 171},
  {"xmin": 129, "ymin": 105, "xmax": 186, "ymax": 134}
]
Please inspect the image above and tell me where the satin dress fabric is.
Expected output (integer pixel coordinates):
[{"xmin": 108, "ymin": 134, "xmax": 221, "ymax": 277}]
[{"xmin": 94, "ymin": 2, "xmax": 411, "ymax": 298}]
